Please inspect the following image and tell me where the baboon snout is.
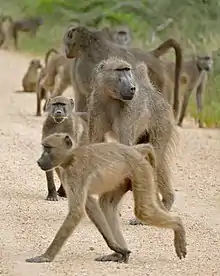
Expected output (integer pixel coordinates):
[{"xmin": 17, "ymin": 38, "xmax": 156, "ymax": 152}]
[
  {"xmin": 55, "ymin": 110, "xmax": 63, "ymax": 116},
  {"xmin": 37, "ymin": 156, "xmax": 52, "ymax": 171},
  {"xmin": 120, "ymin": 85, "xmax": 136, "ymax": 100}
]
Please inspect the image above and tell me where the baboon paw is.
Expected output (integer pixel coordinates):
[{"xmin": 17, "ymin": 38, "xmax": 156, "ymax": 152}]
[
  {"xmin": 46, "ymin": 192, "xmax": 58, "ymax": 201},
  {"xmin": 95, "ymin": 252, "xmax": 130, "ymax": 263},
  {"xmin": 57, "ymin": 188, "xmax": 67, "ymax": 198},
  {"xmin": 36, "ymin": 113, "xmax": 41, "ymax": 117},
  {"xmin": 177, "ymin": 122, "xmax": 183, "ymax": 127},
  {"xmin": 128, "ymin": 218, "xmax": 144, "ymax": 226},
  {"xmin": 174, "ymin": 231, "xmax": 187, "ymax": 259},
  {"xmin": 26, "ymin": 254, "xmax": 52, "ymax": 263}
]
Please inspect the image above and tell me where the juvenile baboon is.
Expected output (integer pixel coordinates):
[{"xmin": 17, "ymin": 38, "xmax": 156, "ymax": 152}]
[
  {"xmin": 0, "ymin": 15, "xmax": 14, "ymax": 50},
  {"xmin": 15, "ymin": 59, "xmax": 42, "ymax": 93},
  {"xmin": 26, "ymin": 133, "xmax": 187, "ymax": 263},
  {"xmin": 63, "ymin": 26, "xmax": 182, "ymax": 118},
  {"xmin": 88, "ymin": 57, "xmax": 178, "ymax": 225},
  {"xmin": 165, "ymin": 54, "xmax": 213, "ymax": 128},
  {"xmin": 41, "ymin": 96, "xmax": 88, "ymax": 201}
]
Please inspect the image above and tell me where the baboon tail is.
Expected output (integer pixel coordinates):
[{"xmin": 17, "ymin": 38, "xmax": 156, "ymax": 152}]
[
  {"xmin": 44, "ymin": 48, "xmax": 59, "ymax": 65},
  {"xmin": 133, "ymin": 144, "xmax": 156, "ymax": 169},
  {"xmin": 151, "ymin": 38, "xmax": 183, "ymax": 119}
]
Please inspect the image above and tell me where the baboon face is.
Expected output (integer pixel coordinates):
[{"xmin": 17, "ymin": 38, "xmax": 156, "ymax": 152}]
[
  {"xmin": 45, "ymin": 96, "xmax": 74, "ymax": 123},
  {"xmin": 29, "ymin": 59, "xmax": 42, "ymax": 69},
  {"xmin": 197, "ymin": 55, "xmax": 213, "ymax": 71},
  {"xmin": 95, "ymin": 58, "xmax": 136, "ymax": 101},
  {"xmin": 113, "ymin": 27, "xmax": 131, "ymax": 46},
  {"xmin": 38, "ymin": 133, "xmax": 73, "ymax": 171}
]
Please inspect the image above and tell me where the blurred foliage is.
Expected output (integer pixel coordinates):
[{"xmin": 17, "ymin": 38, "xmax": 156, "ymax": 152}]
[{"xmin": 0, "ymin": 0, "xmax": 220, "ymax": 126}]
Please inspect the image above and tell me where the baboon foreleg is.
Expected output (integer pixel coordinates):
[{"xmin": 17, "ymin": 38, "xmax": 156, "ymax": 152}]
[
  {"xmin": 26, "ymin": 188, "xmax": 86, "ymax": 263},
  {"xmin": 36, "ymin": 88, "xmax": 42, "ymax": 116},
  {"xmin": 45, "ymin": 170, "xmax": 58, "ymax": 201},
  {"xmin": 132, "ymin": 163, "xmax": 187, "ymax": 259},
  {"xmin": 177, "ymin": 91, "xmax": 191, "ymax": 127},
  {"xmin": 96, "ymin": 180, "xmax": 130, "ymax": 263},
  {"xmin": 86, "ymin": 195, "xmax": 131, "ymax": 263}
]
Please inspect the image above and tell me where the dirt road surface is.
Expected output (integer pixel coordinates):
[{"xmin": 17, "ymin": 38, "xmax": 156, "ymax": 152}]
[{"xmin": 0, "ymin": 49, "xmax": 220, "ymax": 276}]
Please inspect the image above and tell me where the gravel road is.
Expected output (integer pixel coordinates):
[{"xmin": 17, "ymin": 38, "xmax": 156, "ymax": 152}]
[{"xmin": 0, "ymin": 49, "xmax": 220, "ymax": 276}]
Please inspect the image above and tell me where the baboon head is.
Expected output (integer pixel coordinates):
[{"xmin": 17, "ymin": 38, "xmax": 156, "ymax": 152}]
[
  {"xmin": 29, "ymin": 59, "xmax": 42, "ymax": 70},
  {"xmin": 92, "ymin": 57, "xmax": 137, "ymax": 101},
  {"xmin": 63, "ymin": 26, "xmax": 85, "ymax": 58},
  {"xmin": 45, "ymin": 96, "xmax": 74, "ymax": 123},
  {"xmin": 196, "ymin": 55, "xmax": 213, "ymax": 72},
  {"xmin": 113, "ymin": 26, "xmax": 131, "ymax": 46},
  {"xmin": 38, "ymin": 133, "xmax": 74, "ymax": 171}
]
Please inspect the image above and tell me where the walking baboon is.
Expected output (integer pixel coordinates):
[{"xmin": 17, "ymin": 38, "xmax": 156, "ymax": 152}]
[
  {"xmin": 165, "ymin": 54, "xmax": 213, "ymax": 127},
  {"xmin": 15, "ymin": 59, "xmax": 42, "ymax": 93},
  {"xmin": 41, "ymin": 96, "xmax": 88, "ymax": 201},
  {"xmin": 26, "ymin": 133, "xmax": 187, "ymax": 263},
  {"xmin": 88, "ymin": 57, "xmax": 178, "ymax": 225},
  {"xmin": 63, "ymin": 26, "xmax": 182, "ymax": 118},
  {"xmin": 0, "ymin": 15, "xmax": 14, "ymax": 50}
]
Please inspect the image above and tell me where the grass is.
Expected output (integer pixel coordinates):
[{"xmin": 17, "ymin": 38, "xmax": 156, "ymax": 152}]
[{"xmin": 1, "ymin": 0, "xmax": 220, "ymax": 127}]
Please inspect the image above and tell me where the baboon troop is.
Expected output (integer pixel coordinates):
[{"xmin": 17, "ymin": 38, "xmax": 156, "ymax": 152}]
[
  {"xmin": 10, "ymin": 15, "xmax": 220, "ymax": 266},
  {"xmin": 26, "ymin": 133, "xmax": 186, "ymax": 263}
]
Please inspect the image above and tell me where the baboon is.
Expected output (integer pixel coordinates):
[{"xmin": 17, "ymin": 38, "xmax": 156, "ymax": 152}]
[
  {"xmin": 36, "ymin": 49, "xmax": 72, "ymax": 116},
  {"xmin": 101, "ymin": 25, "xmax": 132, "ymax": 46},
  {"xmin": 15, "ymin": 59, "xmax": 42, "ymax": 93},
  {"xmin": 26, "ymin": 133, "xmax": 187, "ymax": 263},
  {"xmin": 12, "ymin": 16, "xmax": 43, "ymax": 49},
  {"xmin": 88, "ymin": 57, "xmax": 178, "ymax": 226},
  {"xmin": 0, "ymin": 15, "xmax": 14, "ymax": 50},
  {"xmin": 41, "ymin": 96, "xmax": 88, "ymax": 201},
  {"xmin": 165, "ymin": 54, "xmax": 213, "ymax": 128},
  {"xmin": 63, "ymin": 26, "xmax": 182, "ymax": 118}
]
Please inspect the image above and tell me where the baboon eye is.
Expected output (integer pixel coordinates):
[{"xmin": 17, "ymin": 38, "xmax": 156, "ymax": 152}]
[
  {"xmin": 115, "ymin": 67, "xmax": 130, "ymax": 72},
  {"xmin": 100, "ymin": 64, "xmax": 104, "ymax": 70}
]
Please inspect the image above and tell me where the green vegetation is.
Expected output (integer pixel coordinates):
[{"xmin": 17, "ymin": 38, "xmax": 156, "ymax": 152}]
[{"xmin": 1, "ymin": 0, "xmax": 220, "ymax": 127}]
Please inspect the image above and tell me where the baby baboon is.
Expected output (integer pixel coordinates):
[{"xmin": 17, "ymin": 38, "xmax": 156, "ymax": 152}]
[
  {"xmin": 26, "ymin": 133, "xmax": 187, "ymax": 263},
  {"xmin": 16, "ymin": 59, "xmax": 42, "ymax": 93},
  {"xmin": 41, "ymin": 96, "xmax": 88, "ymax": 201},
  {"xmin": 88, "ymin": 57, "xmax": 178, "ymax": 225},
  {"xmin": 63, "ymin": 26, "xmax": 182, "ymax": 117},
  {"xmin": 165, "ymin": 54, "xmax": 213, "ymax": 128}
]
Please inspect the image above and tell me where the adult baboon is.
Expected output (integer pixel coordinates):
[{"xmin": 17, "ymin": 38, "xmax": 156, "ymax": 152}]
[
  {"xmin": 101, "ymin": 25, "xmax": 132, "ymax": 46},
  {"xmin": 15, "ymin": 59, "xmax": 42, "ymax": 93},
  {"xmin": 0, "ymin": 15, "xmax": 14, "ymax": 50},
  {"xmin": 165, "ymin": 54, "xmax": 213, "ymax": 128},
  {"xmin": 26, "ymin": 133, "xmax": 187, "ymax": 263},
  {"xmin": 88, "ymin": 57, "xmax": 178, "ymax": 225},
  {"xmin": 63, "ymin": 26, "xmax": 182, "ymax": 118},
  {"xmin": 41, "ymin": 96, "xmax": 88, "ymax": 201}
]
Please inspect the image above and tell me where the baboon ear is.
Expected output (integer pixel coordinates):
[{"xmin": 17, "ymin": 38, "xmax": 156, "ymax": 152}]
[
  {"xmin": 45, "ymin": 98, "xmax": 51, "ymax": 112},
  {"xmin": 69, "ymin": 98, "xmax": 74, "ymax": 109},
  {"xmin": 64, "ymin": 135, "xmax": 73, "ymax": 149}
]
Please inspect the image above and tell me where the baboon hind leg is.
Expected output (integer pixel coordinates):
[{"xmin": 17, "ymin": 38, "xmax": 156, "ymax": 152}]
[
  {"xmin": 96, "ymin": 180, "xmax": 131, "ymax": 263},
  {"xmin": 132, "ymin": 163, "xmax": 187, "ymax": 259},
  {"xmin": 177, "ymin": 90, "xmax": 191, "ymax": 127},
  {"xmin": 86, "ymin": 195, "xmax": 131, "ymax": 263}
]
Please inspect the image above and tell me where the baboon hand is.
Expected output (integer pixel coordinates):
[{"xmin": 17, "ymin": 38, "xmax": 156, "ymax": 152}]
[
  {"xmin": 174, "ymin": 230, "xmax": 187, "ymax": 259},
  {"xmin": 26, "ymin": 254, "xmax": 53, "ymax": 263}
]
